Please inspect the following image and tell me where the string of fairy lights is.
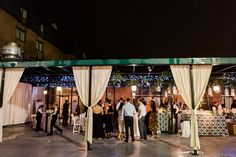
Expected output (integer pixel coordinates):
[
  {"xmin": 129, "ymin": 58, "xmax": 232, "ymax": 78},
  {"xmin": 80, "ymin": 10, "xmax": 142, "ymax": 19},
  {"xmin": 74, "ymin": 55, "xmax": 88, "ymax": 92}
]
[
  {"xmin": 20, "ymin": 73, "xmax": 174, "ymax": 88},
  {"xmin": 20, "ymin": 72, "xmax": 236, "ymax": 89}
]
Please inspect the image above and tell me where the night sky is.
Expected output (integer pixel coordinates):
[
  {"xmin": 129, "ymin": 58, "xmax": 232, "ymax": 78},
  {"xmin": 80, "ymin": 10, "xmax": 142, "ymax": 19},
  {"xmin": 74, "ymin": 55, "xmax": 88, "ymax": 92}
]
[{"xmin": 29, "ymin": 1, "xmax": 236, "ymax": 59}]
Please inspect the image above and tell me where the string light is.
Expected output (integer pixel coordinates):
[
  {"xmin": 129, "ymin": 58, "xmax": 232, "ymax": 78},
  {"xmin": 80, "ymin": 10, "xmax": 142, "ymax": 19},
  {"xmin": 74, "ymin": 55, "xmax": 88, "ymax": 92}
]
[{"xmin": 20, "ymin": 73, "xmax": 174, "ymax": 88}]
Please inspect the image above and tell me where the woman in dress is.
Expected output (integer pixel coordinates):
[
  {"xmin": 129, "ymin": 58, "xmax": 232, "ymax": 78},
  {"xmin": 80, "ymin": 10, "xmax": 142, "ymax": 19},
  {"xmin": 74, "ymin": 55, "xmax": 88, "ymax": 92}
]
[
  {"xmin": 144, "ymin": 100, "xmax": 152, "ymax": 135},
  {"xmin": 92, "ymin": 100, "xmax": 105, "ymax": 139},
  {"xmin": 103, "ymin": 98, "xmax": 114, "ymax": 138},
  {"xmin": 149, "ymin": 100, "xmax": 158, "ymax": 137},
  {"xmin": 116, "ymin": 99, "xmax": 125, "ymax": 140}
]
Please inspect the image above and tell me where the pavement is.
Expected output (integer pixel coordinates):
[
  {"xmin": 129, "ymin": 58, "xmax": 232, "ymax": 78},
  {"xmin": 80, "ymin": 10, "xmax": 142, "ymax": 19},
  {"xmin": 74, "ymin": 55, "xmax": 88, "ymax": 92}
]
[{"xmin": 0, "ymin": 124, "xmax": 236, "ymax": 157}]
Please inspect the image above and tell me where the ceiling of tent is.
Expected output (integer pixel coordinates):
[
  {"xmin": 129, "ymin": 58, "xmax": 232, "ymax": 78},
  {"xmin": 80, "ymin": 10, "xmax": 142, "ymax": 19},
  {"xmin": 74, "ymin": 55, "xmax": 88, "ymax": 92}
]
[{"xmin": 20, "ymin": 64, "xmax": 236, "ymax": 87}]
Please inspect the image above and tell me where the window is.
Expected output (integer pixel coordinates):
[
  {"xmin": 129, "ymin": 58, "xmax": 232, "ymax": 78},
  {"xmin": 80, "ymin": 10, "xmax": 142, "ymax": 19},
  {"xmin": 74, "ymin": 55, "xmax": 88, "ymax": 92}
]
[
  {"xmin": 16, "ymin": 28, "xmax": 26, "ymax": 42},
  {"xmin": 40, "ymin": 24, "xmax": 44, "ymax": 33},
  {"xmin": 20, "ymin": 7, "xmax": 27, "ymax": 20},
  {"xmin": 36, "ymin": 40, "xmax": 44, "ymax": 60}
]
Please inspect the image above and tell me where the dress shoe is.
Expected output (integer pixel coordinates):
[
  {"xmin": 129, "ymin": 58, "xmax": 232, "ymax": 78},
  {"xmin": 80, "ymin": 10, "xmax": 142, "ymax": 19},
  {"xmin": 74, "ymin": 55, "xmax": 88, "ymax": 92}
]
[
  {"xmin": 124, "ymin": 140, "xmax": 128, "ymax": 142},
  {"xmin": 47, "ymin": 133, "xmax": 53, "ymax": 136}
]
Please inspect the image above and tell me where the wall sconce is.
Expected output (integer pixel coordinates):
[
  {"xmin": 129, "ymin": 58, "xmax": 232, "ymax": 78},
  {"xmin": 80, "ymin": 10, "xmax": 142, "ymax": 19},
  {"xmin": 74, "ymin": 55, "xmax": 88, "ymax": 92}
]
[
  {"xmin": 132, "ymin": 92, "xmax": 136, "ymax": 97},
  {"xmin": 131, "ymin": 85, "xmax": 137, "ymax": 92},
  {"xmin": 231, "ymin": 88, "xmax": 235, "ymax": 97},
  {"xmin": 56, "ymin": 86, "xmax": 62, "ymax": 92},
  {"xmin": 213, "ymin": 85, "xmax": 220, "ymax": 93},
  {"xmin": 224, "ymin": 88, "xmax": 229, "ymax": 96},
  {"xmin": 43, "ymin": 90, "xmax": 47, "ymax": 95}
]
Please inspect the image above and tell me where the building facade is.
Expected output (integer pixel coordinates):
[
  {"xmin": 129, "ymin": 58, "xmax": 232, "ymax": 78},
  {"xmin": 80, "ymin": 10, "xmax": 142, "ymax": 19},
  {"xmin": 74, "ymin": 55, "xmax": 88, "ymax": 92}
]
[{"xmin": 0, "ymin": 4, "xmax": 76, "ymax": 61}]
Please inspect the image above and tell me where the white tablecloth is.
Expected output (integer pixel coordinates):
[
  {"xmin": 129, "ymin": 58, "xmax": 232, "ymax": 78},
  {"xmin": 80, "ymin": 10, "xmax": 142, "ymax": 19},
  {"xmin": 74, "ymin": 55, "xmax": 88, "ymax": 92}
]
[{"xmin": 181, "ymin": 121, "xmax": 190, "ymax": 138}]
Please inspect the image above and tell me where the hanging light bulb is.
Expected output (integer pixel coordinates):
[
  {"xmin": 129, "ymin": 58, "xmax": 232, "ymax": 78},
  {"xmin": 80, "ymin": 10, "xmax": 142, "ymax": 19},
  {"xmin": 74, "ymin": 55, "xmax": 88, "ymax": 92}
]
[
  {"xmin": 56, "ymin": 86, "xmax": 62, "ymax": 92},
  {"xmin": 132, "ymin": 92, "xmax": 136, "ymax": 97},
  {"xmin": 208, "ymin": 87, "xmax": 213, "ymax": 97},
  {"xmin": 43, "ymin": 90, "xmax": 47, "ymax": 95},
  {"xmin": 231, "ymin": 88, "xmax": 235, "ymax": 97},
  {"xmin": 225, "ymin": 88, "xmax": 229, "ymax": 96}
]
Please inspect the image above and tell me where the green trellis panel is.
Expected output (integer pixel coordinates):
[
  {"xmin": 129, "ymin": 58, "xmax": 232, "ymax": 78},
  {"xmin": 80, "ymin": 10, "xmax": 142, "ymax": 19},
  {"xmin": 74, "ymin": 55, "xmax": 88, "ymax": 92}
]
[{"xmin": 0, "ymin": 57, "xmax": 236, "ymax": 68}]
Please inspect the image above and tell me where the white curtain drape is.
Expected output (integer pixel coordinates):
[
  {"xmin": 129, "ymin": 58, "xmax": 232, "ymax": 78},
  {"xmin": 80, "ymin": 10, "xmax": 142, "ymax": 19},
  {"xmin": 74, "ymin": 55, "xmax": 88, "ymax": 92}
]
[
  {"xmin": 3, "ymin": 68, "xmax": 25, "ymax": 106},
  {"xmin": 170, "ymin": 65, "xmax": 212, "ymax": 150},
  {"xmin": 0, "ymin": 68, "xmax": 24, "ymax": 142},
  {"xmin": 3, "ymin": 83, "xmax": 32, "ymax": 125},
  {"xmin": 73, "ymin": 66, "xmax": 112, "ymax": 144}
]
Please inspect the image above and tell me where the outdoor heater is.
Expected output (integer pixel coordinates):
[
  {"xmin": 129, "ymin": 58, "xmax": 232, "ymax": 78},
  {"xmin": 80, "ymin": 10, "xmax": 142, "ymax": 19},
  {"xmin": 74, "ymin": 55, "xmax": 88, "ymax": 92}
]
[{"xmin": 1, "ymin": 42, "xmax": 23, "ymax": 61}]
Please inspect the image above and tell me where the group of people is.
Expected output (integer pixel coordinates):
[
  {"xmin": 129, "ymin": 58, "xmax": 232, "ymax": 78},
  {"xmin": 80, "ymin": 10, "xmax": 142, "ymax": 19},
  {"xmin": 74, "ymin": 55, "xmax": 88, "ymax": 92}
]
[
  {"xmin": 35, "ymin": 102, "xmax": 63, "ymax": 135},
  {"xmin": 92, "ymin": 97, "xmax": 159, "ymax": 142},
  {"xmin": 35, "ymin": 99, "xmax": 80, "ymax": 136},
  {"xmin": 92, "ymin": 99, "xmax": 114, "ymax": 139}
]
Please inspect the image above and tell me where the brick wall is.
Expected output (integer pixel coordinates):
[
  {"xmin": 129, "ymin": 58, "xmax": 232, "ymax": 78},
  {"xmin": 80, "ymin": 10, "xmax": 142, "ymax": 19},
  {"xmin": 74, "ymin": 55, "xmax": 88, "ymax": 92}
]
[
  {"xmin": 0, "ymin": 8, "xmax": 76, "ymax": 60},
  {"xmin": 0, "ymin": 9, "xmax": 16, "ymax": 48}
]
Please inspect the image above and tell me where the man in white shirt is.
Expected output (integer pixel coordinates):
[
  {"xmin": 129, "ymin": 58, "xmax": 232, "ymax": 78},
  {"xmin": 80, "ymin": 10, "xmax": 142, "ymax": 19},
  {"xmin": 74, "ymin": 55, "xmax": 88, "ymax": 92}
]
[
  {"xmin": 137, "ymin": 98, "xmax": 147, "ymax": 140},
  {"xmin": 121, "ymin": 98, "xmax": 136, "ymax": 142}
]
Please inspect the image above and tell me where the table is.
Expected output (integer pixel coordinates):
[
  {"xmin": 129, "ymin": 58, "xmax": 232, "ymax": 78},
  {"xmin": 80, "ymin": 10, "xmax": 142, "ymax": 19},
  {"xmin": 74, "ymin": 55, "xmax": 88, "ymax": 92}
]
[
  {"xmin": 197, "ymin": 114, "xmax": 229, "ymax": 136},
  {"xmin": 182, "ymin": 112, "xmax": 229, "ymax": 137},
  {"xmin": 157, "ymin": 113, "xmax": 170, "ymax": 132}
]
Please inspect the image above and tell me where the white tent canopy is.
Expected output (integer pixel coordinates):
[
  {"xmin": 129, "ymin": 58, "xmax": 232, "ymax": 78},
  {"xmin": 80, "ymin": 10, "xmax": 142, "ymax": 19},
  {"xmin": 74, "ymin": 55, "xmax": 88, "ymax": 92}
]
[
  {"xmin": 73, "ymin": 66, "xmax": 112, "ymax": 144},
  {"xmin": 170, "ymin": 65, "xmax": 212, "ymax": 150}
]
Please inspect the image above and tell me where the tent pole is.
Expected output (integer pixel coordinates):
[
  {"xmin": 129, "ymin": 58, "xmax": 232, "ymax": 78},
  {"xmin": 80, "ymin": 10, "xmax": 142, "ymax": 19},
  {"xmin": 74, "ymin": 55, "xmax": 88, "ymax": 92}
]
[
  {"xmin": 70, "ymin": 87, "xmax": 73, "ymax": 125},
  {"xmin": 0, "ymin": 68, "xmax": 5, "ymax": 142},
  {"xmin": 87, "ymin": 66, "xmax": 92, "ymax": 150},
  {"xmin": 45, "ymin": 85, "xmax": 50, "ymax": 133},
  {"xmin": 0, "ymin": 68, "xmax": 5, "ymax": 108},
  {"xmin": 190, "ymin": 65, "xmax": 198, "ymax": 155}
]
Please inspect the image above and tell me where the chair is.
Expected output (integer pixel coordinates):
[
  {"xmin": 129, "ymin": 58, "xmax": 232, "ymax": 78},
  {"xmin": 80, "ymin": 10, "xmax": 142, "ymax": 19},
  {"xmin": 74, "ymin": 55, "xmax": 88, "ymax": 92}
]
[
  {"xmin": 79, "ymin": 113, "xmax": 86, "ymax": 132},
  {"xmin": 30, "ymin": 114, "xmax": 37, "ymax": 129},
  {"xmin": 71, "ymin": 114, "xmax": 80, "ymax": 133}
]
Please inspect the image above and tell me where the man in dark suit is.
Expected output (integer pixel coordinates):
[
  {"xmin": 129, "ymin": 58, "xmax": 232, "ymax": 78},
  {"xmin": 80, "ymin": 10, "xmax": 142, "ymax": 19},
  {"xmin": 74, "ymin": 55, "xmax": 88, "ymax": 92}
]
[{"xmin": 62, "ymin": 100, "xmax": 69, "ymax": 126}]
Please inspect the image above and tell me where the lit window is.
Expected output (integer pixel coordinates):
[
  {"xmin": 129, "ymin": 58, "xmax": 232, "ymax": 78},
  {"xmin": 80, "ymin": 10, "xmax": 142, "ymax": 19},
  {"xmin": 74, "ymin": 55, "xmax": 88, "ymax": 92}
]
[
  {"xmin": 36, "ymin": 40, "xmax": 43, "ymax": 52},
  {"xmin": 40, "ymin": 24, "xmax": 44, "ymax": 33},
  {"xmin": 16, "ymin": 28, "xmax": 26, "ymax": 42},
  {"xmin": 16, "ymin": 28, "xmax": 20, "ymax": 39},
  {"xmin": 36, "ymin": 40, "xmax": 44, "ymax": 60},
  {"xmin": 20, "ymin": 7, "xmax": 27, "ymax": 20}
]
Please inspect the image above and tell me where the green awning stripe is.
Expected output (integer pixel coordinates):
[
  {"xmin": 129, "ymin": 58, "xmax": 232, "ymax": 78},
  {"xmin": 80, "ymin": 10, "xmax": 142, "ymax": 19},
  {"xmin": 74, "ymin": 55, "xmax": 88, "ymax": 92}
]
[{"xmin": 0, "ymin": 57, "xmax": 236, "ymax": 68}]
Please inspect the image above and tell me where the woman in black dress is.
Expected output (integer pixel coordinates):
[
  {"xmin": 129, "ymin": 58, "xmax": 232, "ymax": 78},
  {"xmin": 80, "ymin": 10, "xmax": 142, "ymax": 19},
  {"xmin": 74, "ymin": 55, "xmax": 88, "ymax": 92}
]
[
  {"xmin": 93, "ymin": 100, "xmax": 105, "ymax": 139},
  {"xmin": 103, "ymin": 99, "xmax": 113, "ymax": 138}
]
